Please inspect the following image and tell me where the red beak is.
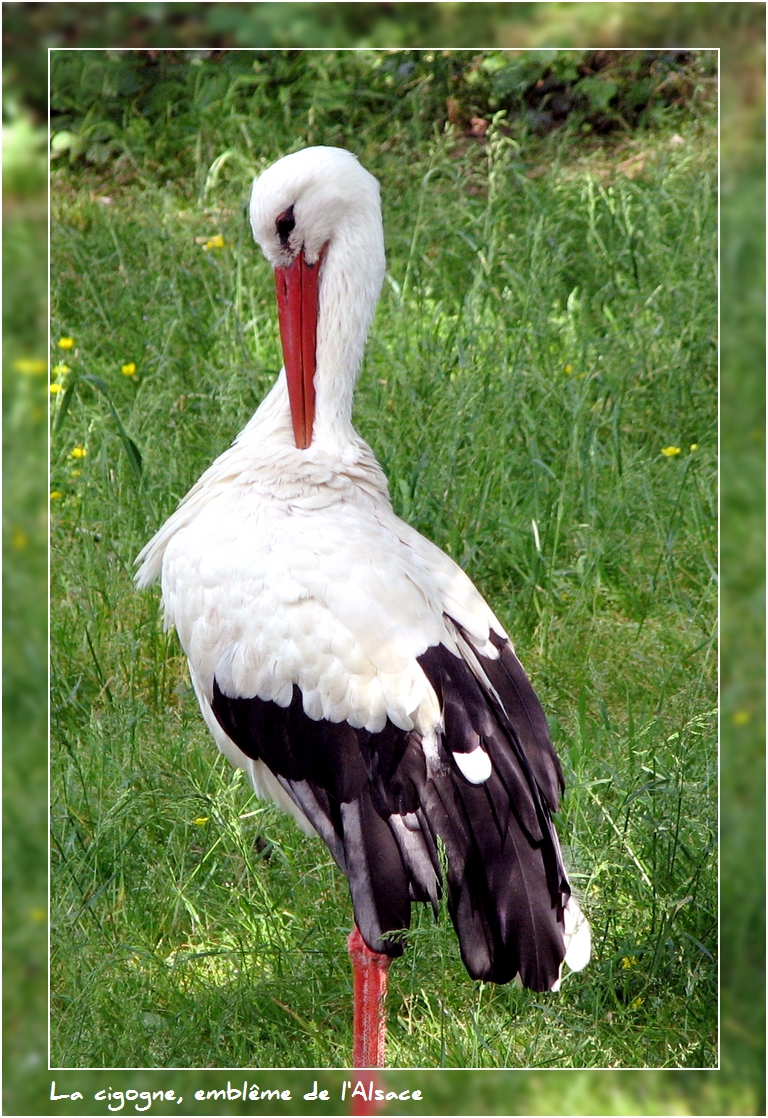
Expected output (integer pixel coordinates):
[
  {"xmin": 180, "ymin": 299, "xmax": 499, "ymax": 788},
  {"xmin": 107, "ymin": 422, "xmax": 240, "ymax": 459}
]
[{"xmin": 274, "ymin": 249, "xmax": 322, "ymax": 450}]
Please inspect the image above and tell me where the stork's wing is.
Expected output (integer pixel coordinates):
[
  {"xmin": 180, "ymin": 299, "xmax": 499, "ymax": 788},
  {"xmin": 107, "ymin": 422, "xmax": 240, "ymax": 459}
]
[
  {"xmin": 414, "ymin": 626, "xmax": 569, "ymax": 987},
  {"xmin": 210, "ymin": 612, "xmax": 572, "ymax": 990}
]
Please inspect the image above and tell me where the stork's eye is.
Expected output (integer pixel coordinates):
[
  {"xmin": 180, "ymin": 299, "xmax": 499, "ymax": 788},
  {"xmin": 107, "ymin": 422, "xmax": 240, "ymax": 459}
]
[{"xmin": 276, "ymin": 205, "xmax": 296, "ymax": 246}]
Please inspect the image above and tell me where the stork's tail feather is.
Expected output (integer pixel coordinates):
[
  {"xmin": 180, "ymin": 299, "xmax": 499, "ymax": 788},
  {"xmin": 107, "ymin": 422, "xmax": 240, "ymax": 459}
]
[{"xmin": 563, "ymin": 895, "xmax": 592, "ymax": 973}]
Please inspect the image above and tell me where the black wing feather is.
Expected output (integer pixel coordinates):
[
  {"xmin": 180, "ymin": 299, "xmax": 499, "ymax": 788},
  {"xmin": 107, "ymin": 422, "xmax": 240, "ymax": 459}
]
[{"xmin": 210, "ymin": 619, "xmax": 569, "ymax": 990}]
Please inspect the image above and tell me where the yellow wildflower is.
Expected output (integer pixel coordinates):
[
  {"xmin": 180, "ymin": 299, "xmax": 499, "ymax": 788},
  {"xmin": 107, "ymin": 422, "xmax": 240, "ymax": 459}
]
[
  {"xmin": 621, "ymin": 956, "xmax": 637, "ymax": 969},
  {"xmin": 14, "ymin": 358, "xmax": 47, "ymax": 374},
  {"xmin": 70, "ymin": 469, "xmax": 82, "ymax": 478},
  {"xmin": 660, "ymin": 446, "xmax": 681, "ymax": 457},
  {"xmin": 121, "ymin": 362, "xmax": 137, "ymax": 376},
  {"xmin": 733, "ymin": 710, "xmax": 751, "ymax": 725},
  {"xmin": 193, "ymin": 816, "xmax": 210, "ymax": 825},
  {"xmin": 50, "ymin": 491, "xmax": 62, "ymax": 500},
  {"xmin": 52, "ymin": 363, "xmax": 71, "ymax": 376},
  {"xmin": 57, "ymin": 337, "xmax": 75, "ymax": 349},
  {"xmin": 630, "ymin": 996, "xmax": 644, "ymax": 1010},
  {"xmin": 49, "ymin": 383, "xmax": 64, "ymax": 394},
  {"xmin": 689, "ymin": 443, "xmax": 698, "ymax": 452},
  {"xmin": 564, "ymin": 364, "xmax": 572, "ymax": 374},
  {"xmin": 203, "ymin": 234, "xmax": 225, "ymax": 250},
  {"xmin": 69, "ymin": 445, "xmax": 87, "ymax": 459}
]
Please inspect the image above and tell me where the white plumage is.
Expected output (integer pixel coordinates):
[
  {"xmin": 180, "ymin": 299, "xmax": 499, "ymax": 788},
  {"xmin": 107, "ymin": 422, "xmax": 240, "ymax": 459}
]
[{"xmin": 136, "ymin": 146, "xmax": 590, "ymax": 997}]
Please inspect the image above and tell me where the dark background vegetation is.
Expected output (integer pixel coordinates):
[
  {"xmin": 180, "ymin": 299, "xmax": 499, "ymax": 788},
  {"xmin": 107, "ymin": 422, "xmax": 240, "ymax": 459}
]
[{"xmin": 3, "ymin": 2, "xmax": 764, "ymax": 1114}]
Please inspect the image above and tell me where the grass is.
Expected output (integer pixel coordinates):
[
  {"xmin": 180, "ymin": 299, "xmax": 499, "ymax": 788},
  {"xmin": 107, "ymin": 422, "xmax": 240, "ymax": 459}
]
[{"xmin": 50, "ymin": 58, "xmax": 717, "ymax": 1073}]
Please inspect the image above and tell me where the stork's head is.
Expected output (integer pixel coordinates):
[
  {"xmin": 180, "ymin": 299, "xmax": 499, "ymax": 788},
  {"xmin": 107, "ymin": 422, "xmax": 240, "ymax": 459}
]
[{"xmin": 249, "ymin": 147, "xmax": 385, "ymax": 450}]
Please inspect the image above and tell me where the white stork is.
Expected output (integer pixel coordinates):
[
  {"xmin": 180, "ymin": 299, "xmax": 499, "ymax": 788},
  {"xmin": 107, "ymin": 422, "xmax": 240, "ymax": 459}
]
[{"xmin": 136, "ymin": 146, "xmax": 590, "ymax": 1069}]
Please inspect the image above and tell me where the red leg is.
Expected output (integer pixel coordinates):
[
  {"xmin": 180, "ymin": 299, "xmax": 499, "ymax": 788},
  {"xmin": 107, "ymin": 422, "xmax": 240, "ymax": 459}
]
[{"xmin": 347, "ymin": 925, "xmax": 391, "ymax": 1069}]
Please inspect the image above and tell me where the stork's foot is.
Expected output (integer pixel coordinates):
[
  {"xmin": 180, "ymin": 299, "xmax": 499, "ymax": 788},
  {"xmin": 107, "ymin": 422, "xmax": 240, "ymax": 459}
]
[{"xmin": 347, "ymin": 925, "xmax": 391, "ymax": 1070}]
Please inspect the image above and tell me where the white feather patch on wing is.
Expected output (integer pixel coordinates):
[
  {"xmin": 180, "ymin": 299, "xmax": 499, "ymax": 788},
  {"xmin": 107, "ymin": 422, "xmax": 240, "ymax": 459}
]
[{"xmin": 452, "ymin": 746, "xmax": 492, "ymax": 784}]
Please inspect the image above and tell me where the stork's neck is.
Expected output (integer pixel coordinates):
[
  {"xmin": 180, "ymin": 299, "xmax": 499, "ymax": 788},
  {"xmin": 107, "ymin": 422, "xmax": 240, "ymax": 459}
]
[{"xmin": 310, "ymin": 217, "xmax": 385, "ymax": 447}]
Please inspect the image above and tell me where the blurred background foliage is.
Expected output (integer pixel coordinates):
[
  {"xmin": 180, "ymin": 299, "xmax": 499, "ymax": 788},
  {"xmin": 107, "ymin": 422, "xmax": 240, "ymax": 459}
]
[
  {"xmin": 3, "ymin": 2, "xmax": 764, "ymax": 1115},
  {"xmin": 0, "ymin": 0, "xmax": 762, "ymax": 123},
  {"xmin": 47, "ymin": 47, "xmax": 714, "ymax": 175}
]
